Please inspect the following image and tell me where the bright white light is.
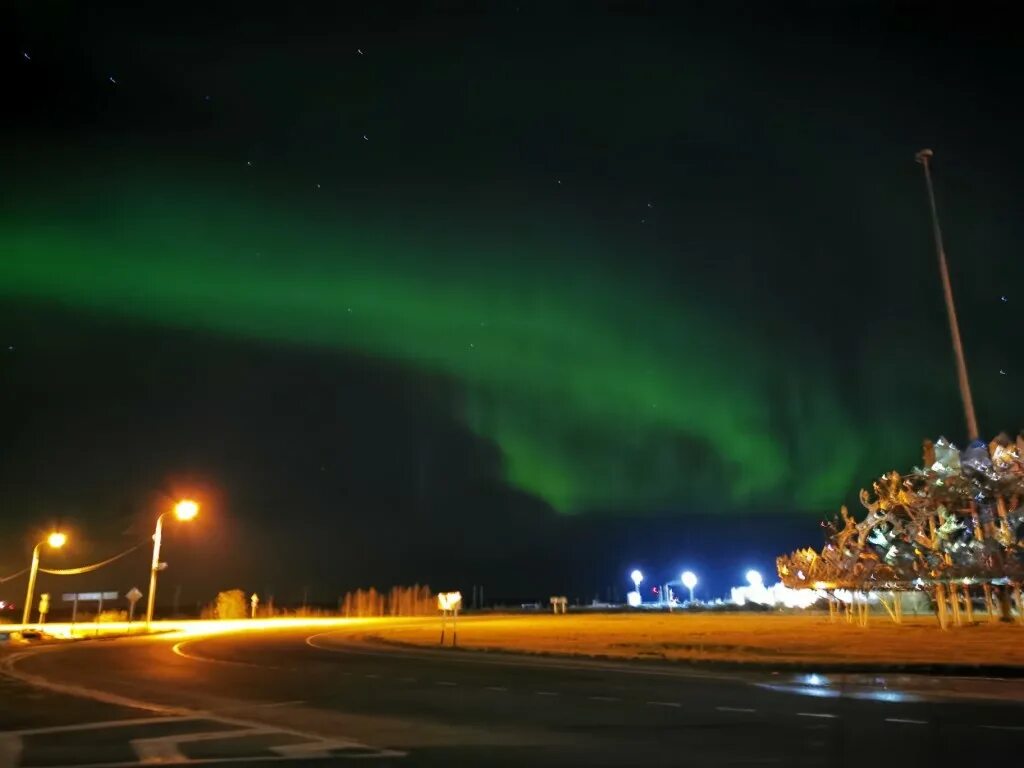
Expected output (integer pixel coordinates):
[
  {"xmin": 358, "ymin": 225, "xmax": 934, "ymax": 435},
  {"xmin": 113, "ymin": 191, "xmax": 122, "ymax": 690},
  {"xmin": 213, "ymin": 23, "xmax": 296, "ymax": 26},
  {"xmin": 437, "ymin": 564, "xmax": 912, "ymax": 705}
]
[
  {"xmin": 436, "ymin": 591, "xmax": 462, "ymax": 611},
  {"xmin": 626, "ymin": 590, "xmax": 642, "ymax": 607},
  {"xmin": 630, "ymin": 569, "xmax": 643, "ymax": 588},
  {"xmin": 730, "ymin": 580, "xmax": 827, "ymax": 609},
  {"xmin": 746, "ymin": 570, "xmax": 763, "ymax": 586},
  {"xmin": 681, "ymin": 571, "xmax": 697, "ymax": 590}
]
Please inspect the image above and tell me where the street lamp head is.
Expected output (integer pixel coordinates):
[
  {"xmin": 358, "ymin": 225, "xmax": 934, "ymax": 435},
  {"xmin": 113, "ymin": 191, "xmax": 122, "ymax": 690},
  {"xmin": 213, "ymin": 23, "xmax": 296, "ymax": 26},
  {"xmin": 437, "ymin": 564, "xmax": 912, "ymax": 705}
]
[
  {"xmin": 630, "ymin": 569, "xmax": 643, "ymax": 587},
  {"xmin": 174, "ymin": 499, "xmax": 199, "ymax": 521},
  {"xmin": 681, "ymin": 571, "xmax": 697, "ymax": 590},
  {"xmin": 915, "ymin": 148, "xmax": 934, "ymax": 164},
  {"xmin": 746, "ymin": 569, "xmax": 763, "ymax": 586},
  {"xmin": 47, "ymin": 531, "xmax": 67, "ymax": 549}
]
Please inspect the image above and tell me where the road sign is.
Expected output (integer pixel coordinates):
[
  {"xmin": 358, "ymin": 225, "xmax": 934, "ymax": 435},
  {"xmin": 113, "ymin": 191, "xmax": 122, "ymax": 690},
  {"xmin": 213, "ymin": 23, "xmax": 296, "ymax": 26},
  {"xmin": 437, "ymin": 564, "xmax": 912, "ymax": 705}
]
[
  {"xmin": 62, "ymin": 592, "xmax": 118, "ymax": 602},
  {"xmin": 127, "ymin": 587, "xmax": 143, "ymax": 623}
]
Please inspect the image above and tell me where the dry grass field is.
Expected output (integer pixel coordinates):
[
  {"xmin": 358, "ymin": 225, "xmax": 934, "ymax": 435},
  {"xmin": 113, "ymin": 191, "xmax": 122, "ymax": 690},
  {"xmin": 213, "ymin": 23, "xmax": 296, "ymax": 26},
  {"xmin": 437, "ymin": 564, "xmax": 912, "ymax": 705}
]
[{"xmin": 368, "ymin": 612, "xmax": 1024, "ymax": 667}]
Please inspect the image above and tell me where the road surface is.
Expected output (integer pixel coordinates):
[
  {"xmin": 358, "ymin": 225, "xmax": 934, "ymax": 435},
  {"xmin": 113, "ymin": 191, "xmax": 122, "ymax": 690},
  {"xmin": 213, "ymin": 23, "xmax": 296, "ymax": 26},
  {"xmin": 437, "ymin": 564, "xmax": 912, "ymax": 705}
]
[{"xmin": 2, "ymin": 618, "xmax": 1023, "ymax": 766}]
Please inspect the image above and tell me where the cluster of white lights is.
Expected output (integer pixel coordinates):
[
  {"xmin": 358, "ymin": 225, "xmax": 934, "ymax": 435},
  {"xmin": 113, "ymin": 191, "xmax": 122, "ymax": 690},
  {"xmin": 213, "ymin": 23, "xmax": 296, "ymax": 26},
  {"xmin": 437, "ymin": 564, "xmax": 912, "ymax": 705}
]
[{"xmin": 730, "ymin": 570, "xmax": 824, "ymax": 609}]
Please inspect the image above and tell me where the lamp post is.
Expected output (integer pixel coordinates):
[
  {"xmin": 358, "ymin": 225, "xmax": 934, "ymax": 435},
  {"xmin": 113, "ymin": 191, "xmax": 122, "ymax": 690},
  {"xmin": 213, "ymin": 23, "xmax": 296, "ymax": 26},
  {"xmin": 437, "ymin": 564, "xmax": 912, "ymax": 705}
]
[
  {"xmin": 681, "ymin": 571, "xmax": 697, "ymax": 604},
  {"xmin": 915, "ymin": 149, "xmax": 979, "ymax": 442},
  {"xmin": 23, "ymin": 532, "xmax": 66, "ymax": 627},
  {"xmin": 146, "ymin": 499, "xmax": 198, "ymax": 627}
]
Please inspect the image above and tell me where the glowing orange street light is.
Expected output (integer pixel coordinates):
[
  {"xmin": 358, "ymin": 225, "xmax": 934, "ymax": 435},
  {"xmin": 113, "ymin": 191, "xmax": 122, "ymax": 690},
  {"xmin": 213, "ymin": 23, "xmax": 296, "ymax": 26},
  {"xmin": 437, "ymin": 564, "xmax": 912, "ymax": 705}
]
[
  {"xmin": 23, "ymin": 531, "xmax": 67, "ymax": 626},
  {"xmin": 146, "ymin": 499, "xmax": 199, "ymax": 627},
  {"xmin": 174, "ymin": 499, "xmax": 199, "ymax": 521}
]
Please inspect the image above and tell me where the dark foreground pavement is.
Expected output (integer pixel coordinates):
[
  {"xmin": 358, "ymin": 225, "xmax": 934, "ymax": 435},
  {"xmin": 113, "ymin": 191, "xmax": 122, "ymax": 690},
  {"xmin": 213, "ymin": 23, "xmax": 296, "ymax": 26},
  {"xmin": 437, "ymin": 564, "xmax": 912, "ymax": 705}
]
[{"xmin": 2, "ymin": 622, "xmax": 1023, "ymax": 767}]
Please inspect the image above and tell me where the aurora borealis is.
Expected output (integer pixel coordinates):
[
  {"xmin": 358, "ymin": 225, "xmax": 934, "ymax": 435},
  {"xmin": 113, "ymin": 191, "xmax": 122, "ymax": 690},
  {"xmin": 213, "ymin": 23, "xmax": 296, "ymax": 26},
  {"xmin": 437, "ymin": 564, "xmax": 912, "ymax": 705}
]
[
  {"xmin": 2, "ymin": 171, "xmax": 870, "ymax": 513},
  {"xmin": 4, "ymin": 3, "xmax": 1023, "ymax": 598}
]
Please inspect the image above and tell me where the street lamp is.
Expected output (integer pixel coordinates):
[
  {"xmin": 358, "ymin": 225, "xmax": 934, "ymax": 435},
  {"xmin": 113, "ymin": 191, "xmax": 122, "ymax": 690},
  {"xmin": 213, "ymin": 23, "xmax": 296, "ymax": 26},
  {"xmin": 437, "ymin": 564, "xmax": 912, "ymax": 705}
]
[
  {"xmin": 23, "ymin": 532, "xmax": 67, "ymax": 626},
  {"xmin": 146, "ymin": 499, "xmax": 199, "ymax": 627},
  {"xmin": 630, "ymin": 569, "xmax": 643, "ymax": 591},
  {"xmin": 681, "ymin": 570, "xmax": 697, "ymax": 604}
]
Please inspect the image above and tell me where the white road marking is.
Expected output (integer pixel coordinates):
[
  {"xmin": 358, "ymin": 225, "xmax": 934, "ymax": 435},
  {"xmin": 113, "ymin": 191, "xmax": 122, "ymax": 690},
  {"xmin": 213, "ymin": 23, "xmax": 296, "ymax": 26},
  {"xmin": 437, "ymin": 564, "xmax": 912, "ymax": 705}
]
[
  {"xmin": 0, "ymin": 648, "xmax": 405, "ymax": 760},
  {"xmin": 797, "ymin": 712, "xmax": 838, "ymax": 719},
  {"xmin": 399, "ymin": 677, "xmax": 418, "ymax": 683},
  {"xmin": 133, "ymin": 727, "xmax": 258, "ymax": 763},
  {"xmin": 256, "ymin": 700, "xmax": 306, "ymax": 708},
  {"xmin": 716, "ymin": 706, "xmax": 756, "ymax": 713},
  {"xmin": 534, "ymin": 691, "xmax": 559, "ymax": 696},
  {"xmin": 981, "ymin": 724, "xmax": 1024, "ymax": 731},
  {"xmin": 646, "ymin": 701, "xmax": 681, "ymax": 708},
  {"xmin": 304, "ymin": 629, "xmax": 737, "ymax": 683},
  {"xmin": 172, "ymin": 640, "xmax": 277, "ymax": 669},
  {"xmin": 0, "ymin": 716, "xmax": 189, "ymax": 736},
  {"xmin": 436, "ymin": 681, "xmax": 457, "ymax": 686},
  {"xmin": 885, "ymin": 717, "xmax": 927, "ymax": 725},
  {"xmin": 364, "ymin": 673, "xmax": 380, "ymax": 679},
  {"xmin": 588, "ymin": 695, "xmax": 619, "ymax": 702},
  {"xmin": 485, "ymin": 686, "xmax": 508, "ymax": 692}
]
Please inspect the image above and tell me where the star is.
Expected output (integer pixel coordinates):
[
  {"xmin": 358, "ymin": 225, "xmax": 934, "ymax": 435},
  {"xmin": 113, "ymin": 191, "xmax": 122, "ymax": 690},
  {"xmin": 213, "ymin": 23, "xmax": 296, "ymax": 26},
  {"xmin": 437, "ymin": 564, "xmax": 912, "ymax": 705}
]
[
  {"xmin": 647, "ymin": 202, "xmax": 653, "ymax": 208},
  {"xmin": 1000, "ymin": 369, "xmax": 1007, "ymax": 375},
  {"xmin": 246, "ymin": 161, "xmax": 252, "ymax": 166},
  {"xmin": 22, "ymin": 52, "xmax": 31, "ymax": 61},
  {"xmin": 108, "ymin": 75, "xmax": 117, "ymax": 85},
  {"xmin": 362, "ymin": 134, "xmax": 369, "ymax": 141},
  {"xmin": 357, "ymin": 48, "xmax": 364, "ymax": 55},
  {"xmin": 203, "ymin": 95, "xmax": 211, "ymax": 102},
  {"xmin": 1001, "ymin": 295, "xmax": 1008, "ymax": 302}
]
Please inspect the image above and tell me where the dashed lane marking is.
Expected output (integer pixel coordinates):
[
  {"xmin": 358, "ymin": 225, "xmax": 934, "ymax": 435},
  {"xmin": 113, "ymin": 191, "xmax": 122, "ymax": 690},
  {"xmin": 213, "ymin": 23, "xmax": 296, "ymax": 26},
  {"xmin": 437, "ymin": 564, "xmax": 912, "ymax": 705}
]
[
  {"xmin": 981, "ymin": 724, "xmax": 1024, "ymax": 731},
  {"xmin": 885, "ymin": 718, "xmax": 928, "ymax": 725},
  {"xmin": 716, "ymin": 706, "xmax": 756, "ymax": 713},
  {"xmin": 485, "ymin": 686, "xmax": 508, "ymax": 692},
  {"xmin": 646, "ymin": 701, "xmax": 681, "ymax": 708},
  {"xmin": 797, "ymin": 712, "xmax": 837, "ymax": 719},
  {"xmin": 435, "ymin": 681, "xmax": 457, "ymax": 687},
  {"xmin": 534, "ymin": 691, "xmax": 559, "ymax": 696},
  {"xmin": 588, "ymin": 695, "xmax": 619, "ymax": 702}
]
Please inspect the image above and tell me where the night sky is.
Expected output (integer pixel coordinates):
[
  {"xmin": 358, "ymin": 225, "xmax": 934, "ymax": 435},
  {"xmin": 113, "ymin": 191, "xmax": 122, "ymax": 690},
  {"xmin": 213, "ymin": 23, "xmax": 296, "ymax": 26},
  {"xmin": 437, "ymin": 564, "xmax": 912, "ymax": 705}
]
[{"xmin": 3, "ymin": 2, "xmax": 1022, "ymax": 606}]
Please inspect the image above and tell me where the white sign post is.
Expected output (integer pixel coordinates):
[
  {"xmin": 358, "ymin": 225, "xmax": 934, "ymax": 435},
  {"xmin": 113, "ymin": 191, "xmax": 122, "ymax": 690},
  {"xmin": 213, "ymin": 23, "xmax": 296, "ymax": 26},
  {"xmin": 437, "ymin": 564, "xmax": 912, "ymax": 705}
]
[
  {"xmin": 250, "ymin": 593, "xmax": 260, "ymax": 619},
  {"xmin": 126, "ymin": 587, "xmax": 143, "ymax": 625},
  {"xmin": 437, "ymin": 591, "xmax": 462, "ymax": 647},
  {"xmin": 38, "ymin": 593, "xmax": 50, "ymax": 624}
]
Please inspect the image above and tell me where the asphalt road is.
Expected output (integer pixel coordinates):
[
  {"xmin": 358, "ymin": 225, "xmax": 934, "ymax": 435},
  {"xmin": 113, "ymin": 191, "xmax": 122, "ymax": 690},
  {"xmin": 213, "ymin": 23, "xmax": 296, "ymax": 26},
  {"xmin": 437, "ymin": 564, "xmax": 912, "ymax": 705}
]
[{"xmin": 2, "ymin": 620, "xmax": 1024, "ymax": 767}]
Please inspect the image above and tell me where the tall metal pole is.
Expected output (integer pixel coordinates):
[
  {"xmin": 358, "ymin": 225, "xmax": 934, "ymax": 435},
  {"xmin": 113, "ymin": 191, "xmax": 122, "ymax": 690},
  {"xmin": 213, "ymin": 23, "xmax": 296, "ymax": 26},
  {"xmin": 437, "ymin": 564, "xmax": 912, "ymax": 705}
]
[
  {"xmin": 22, "ymin": 543, "xmax": 42, "ymax": 627},
  {"xmin": 915, "ymin": 149, "xmax": 980, "ymax": 441},
  {"xmin": 146, "ymin": 513, "xmax": 165, "ymax": 627}
]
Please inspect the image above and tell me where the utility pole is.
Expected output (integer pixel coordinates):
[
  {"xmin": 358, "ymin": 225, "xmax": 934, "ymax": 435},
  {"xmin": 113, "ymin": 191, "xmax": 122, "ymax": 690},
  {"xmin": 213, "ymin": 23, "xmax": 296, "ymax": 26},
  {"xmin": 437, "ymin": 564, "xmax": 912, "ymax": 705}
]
[{"xmin": 915, "ymin": 149, "xmax": 980, "ymax": 441}]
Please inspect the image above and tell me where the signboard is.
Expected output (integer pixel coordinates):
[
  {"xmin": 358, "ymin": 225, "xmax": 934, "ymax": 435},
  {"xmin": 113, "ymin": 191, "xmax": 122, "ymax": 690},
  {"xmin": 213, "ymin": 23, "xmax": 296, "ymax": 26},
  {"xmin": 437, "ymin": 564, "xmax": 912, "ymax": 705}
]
[
  {"xmin": 437, "ymin": 591, "xmax": 462, "ymax": 611},
  {"xmin": 62, "ymin": 592, "xmax": 118, "ymax": 602}
]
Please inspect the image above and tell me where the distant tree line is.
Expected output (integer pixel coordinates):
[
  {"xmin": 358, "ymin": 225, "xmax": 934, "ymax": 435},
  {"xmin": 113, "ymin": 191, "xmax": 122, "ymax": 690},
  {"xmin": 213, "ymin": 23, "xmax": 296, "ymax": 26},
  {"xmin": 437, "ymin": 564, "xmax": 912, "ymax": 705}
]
[{"xmin": 341, "ymin": 585, "xmax": 434, "ymax": 617}]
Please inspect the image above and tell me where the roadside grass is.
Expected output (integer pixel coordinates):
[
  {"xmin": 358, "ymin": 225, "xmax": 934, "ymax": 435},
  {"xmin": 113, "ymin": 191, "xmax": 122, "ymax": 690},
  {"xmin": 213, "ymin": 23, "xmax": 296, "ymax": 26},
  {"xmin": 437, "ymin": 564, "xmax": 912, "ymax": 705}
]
[{"xmin": 366, "ymin": 612, "xmax": 1024, "ymax": 667}]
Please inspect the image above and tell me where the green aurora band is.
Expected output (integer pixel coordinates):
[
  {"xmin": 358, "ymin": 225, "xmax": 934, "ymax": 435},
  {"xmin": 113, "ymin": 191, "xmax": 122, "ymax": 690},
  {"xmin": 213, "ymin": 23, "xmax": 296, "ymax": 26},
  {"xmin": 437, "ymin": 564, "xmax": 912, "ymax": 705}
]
[{"xmin": 1, "ymin": 173, "xmax": 893, "ymax": 514}]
